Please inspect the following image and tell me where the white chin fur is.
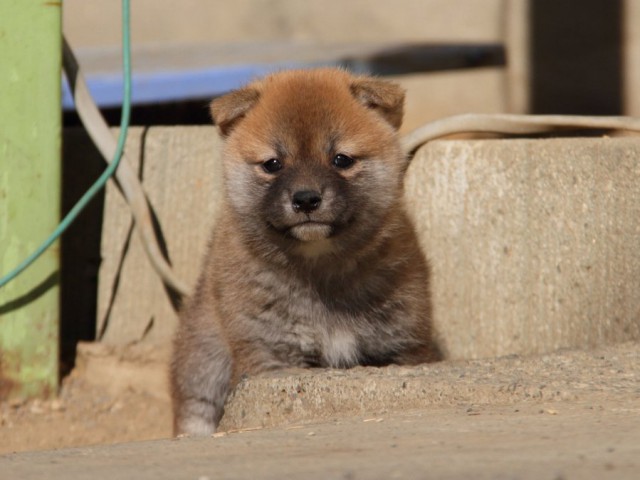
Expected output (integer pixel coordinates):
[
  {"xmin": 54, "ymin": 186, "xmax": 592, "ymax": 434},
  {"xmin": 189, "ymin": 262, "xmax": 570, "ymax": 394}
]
[{"xmin": 290, "ymin": 223, "xmax": 332, "ymax": 242}]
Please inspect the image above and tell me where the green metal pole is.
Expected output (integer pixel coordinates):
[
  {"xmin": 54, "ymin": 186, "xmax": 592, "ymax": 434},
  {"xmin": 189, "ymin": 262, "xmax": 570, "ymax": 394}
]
[{"xmin": 0, "ymin": 1, "xmax": 61, "ymax": 399}]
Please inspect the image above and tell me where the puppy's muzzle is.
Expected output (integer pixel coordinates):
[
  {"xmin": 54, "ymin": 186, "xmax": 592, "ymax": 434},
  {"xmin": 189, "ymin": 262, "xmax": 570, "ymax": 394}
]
[{"xmin": 292, "ymin": 190, "xmax": 322, "ymax": 214}]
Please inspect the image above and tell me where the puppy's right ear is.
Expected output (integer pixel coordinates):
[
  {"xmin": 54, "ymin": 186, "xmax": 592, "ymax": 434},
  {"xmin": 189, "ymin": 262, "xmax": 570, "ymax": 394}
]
[{"xmin": 210, "ymin": 87, "xmax": 260, "ymax": 137}]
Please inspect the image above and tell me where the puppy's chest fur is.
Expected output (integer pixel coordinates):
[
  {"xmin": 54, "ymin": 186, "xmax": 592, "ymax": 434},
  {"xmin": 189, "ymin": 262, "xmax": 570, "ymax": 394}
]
[
  {"xmin": 212, "ymin": 241, "xmax": 412, "ymax": 371},
  {"xmin": 246, "ymin": 279, "xmax": 360, "ymax": 368}
]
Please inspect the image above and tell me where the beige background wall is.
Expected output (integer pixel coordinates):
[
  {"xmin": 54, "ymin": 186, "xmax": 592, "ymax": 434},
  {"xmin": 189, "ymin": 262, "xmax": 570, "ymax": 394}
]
[
  {"xmin": 63, "ymin": 1, "xmax": 640, "ymax": 120},
  {"xmin": 63, "ymin": 0, "xmax": 509, "ymax": 130},
  {"xmin": 63, "ymin": 0, "xmax": 504, "ymax": 47}
]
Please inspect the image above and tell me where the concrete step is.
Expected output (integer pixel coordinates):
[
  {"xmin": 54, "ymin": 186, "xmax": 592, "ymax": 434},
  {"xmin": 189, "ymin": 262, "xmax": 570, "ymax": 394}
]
[
  {"xmin": 406, "ymin": 136, "xmax": 640, "ymax": 359},
  {"xmin": 72, "ymin": 341, "xmax": 639, "ymax": 432},
  {"xmin": 219, "ymin": 341, "xmax": 640, "ymax": 431}
]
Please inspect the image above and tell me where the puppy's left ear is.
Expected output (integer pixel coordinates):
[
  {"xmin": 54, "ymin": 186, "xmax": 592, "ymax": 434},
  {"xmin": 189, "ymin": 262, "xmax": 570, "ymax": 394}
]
[
  {"xmin": 350, "ymin": 78, "xmax": 405, "ymax": 130},
  {"xmin": 210, "ymin": 87, "xmax": 260, "ymax": 137}
]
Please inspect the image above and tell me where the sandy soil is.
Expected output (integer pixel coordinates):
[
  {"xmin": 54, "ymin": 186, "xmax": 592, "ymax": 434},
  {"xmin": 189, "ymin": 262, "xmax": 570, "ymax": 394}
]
[{"xmin": 0, "ymin": 368, "xmax": 172, "ymax": 454}]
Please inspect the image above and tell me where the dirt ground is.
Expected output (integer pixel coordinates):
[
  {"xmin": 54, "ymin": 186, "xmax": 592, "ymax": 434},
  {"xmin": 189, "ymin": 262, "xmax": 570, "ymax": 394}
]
[
  {"xmin": 2, "ymin": 393, "xmax": 640, "ymax": 479},
  {"xmin": 1, "ymin": 341, "xmax": 639, "ymax": 478},
  {"xmin": 0, "ymin": 368, "xmax": 172, "ymax": 454}
]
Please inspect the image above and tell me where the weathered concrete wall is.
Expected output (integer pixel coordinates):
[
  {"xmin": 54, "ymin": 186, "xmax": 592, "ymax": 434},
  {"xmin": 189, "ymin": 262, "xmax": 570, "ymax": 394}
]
[
  {"xmin": 95, "ymin": 128, "xmax": 640, "ymax": 359},
  {"xmin": 96, "ymin": 127, "xmax": 223, "ymax": 344},
  {"xmin": 405, "ymin": 137, "xmax": 640, "ymax": 358}
]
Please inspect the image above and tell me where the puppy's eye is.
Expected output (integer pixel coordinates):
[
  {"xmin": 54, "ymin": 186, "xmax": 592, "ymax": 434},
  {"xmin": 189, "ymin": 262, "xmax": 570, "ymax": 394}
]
[
  {"xmin": 262, "ymin": 158, "xmax": 283, "ymax": 173},
  {"xmin": 332, "ymin": 154, "xmax": 355, "ymax": 169}
]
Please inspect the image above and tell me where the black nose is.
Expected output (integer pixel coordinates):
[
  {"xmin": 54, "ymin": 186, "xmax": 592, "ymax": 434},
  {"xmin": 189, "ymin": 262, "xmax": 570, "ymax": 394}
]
[{"xmin": 292, "ymin": 190, "xmax": 322, "ymax": 213}]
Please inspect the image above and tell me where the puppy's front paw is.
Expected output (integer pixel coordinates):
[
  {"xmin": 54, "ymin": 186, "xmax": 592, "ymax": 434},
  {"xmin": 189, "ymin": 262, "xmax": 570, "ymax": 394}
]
[{"xmin": 175, "ymin": 415, "xmax": 216, "ymax": 437}]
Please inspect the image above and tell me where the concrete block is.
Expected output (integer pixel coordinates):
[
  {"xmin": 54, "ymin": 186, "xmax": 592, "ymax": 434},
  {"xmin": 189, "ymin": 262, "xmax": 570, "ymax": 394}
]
[
  {"xmin": 96, "ymin": 128, "xmax": 640, "ymax": 360},
  {"xmin": 406, "ymin": 137, "xmax": 640, "ymax": 358},
  {"xmin": 219, "ymin": 342, "xmax": 639, "ymax": 430},
  {"xmin": 97, "ymin": 127, "xmax": 223, "ymax": 344}
]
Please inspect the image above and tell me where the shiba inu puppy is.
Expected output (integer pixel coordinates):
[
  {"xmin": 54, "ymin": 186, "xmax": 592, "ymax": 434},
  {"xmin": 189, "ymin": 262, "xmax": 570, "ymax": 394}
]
[{"xmin": 170, "ymin": 68, "xmax": 439, "ymax": 436}]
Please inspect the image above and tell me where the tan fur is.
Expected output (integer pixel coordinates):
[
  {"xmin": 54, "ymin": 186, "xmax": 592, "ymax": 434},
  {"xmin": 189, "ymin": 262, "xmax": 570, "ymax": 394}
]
[{"xmin": 170, "ymin": 68, "xmax": 440, "ymax": 436}]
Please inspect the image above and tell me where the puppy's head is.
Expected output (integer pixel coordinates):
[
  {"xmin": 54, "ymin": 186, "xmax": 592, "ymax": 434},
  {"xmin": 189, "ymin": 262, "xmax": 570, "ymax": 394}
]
[{"xmin": 211, "ymin": 68, "xmax": 406, "ymax": 258}]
